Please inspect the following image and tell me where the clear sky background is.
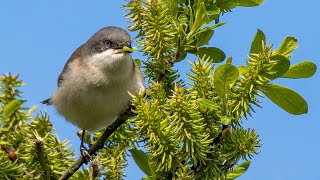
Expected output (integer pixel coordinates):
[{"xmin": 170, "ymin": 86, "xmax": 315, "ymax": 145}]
[{"xmin": 0, "ymin": 1, "xmax": 319, "ymax": 179}]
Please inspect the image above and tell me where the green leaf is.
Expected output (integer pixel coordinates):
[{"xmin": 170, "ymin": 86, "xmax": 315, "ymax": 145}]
[
  {"xmin": 185, "ymin": 45, "xmax": 197, "ymax": 53},
  {"xmin": 261, "ymin": 55, "xmax": 290, "ymax": 80},
  {"xmin": 238, "ymin": 0, "xmax": 264, "ymax": 7},
  {"xmin": 129, "ymin": 148, "xmax": 152, "ymax": 177},
  {"xmin": 281, "ymin": 61, "xmax": 317, "ymax": 79},
  {"xmin": 277, "ymin": 36, "xmax": 298, "ymax": 57},
  {"xmin": 178, "ymin": 14, "xmax": 189, "ymax": 23},
  {"xmin": 187, "ymin": 37, "xmax": 197, "ymax": 46},
  {"xmin": 26, "ymin": 105, "xmax": 38, "ymax": 116},
  {"xmin": 195, "ymin": 47, "xmax": 226, "ymax": 63},
  {"xmin": 250, "ymin": 29, "xmax": 266, "ymax": 54},
  {"xmin": 190, "ymin": 2, "xmax": 210, "ymax": 34},
  {"xmin": 164, "ymin": 0, "xmax": 178, "ymax": 17},
  {"xmin": 216, "ymin": 0, "xmax": 263, "ymax": 10},
  {"xmin": 227, "ymin": 161, "xmax": 251, "ymax": 180},
  {"xmin": 176, "ymin": 52, "xmax": 187, "ymax": 62},
  {"xmin": 206, "ymin": 22, "xmax": 226, "ymax": 30},
  {"xmin": 214, "ymin": 64, "xmax": 239, "ymax": 99},
  {"xmin": 142, "ymin": 178, "xmax": 152, "ymax": 180},
  {"xmin": 196, "ymin": 29, "xmax": 214, "ymax": 46},
  {"xmin": 238, "ymin": 65, "xmax": 250, "ymax": 75},
  {"xmin": 3, "ymin": 99, "xmax": 25, "ymax": 119},
  {"xmin": 226, "ymin": 57, "xmax": 233, "ymax": 64},
  {"xmin": 206, "ymin": 5, "xmax": 220, "ymax": 15},
  {"xmin": 216, "ymin": 0, "xmax": 238, "ymax": 10},
  {"xmin": 259, "ymin": 84, "xmax": 308, "ymax": 115},
  {"xmin": 197, "ymin": 98, "xmax": 220, "ymax": 110},
  {"xmin": 190, "ymin": 22, "xmax": 225, "ymax": 38}
]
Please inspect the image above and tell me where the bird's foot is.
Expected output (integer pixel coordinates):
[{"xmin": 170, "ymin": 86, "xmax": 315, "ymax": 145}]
[{"xmin": 80, "ymin": 146, "xmax": 91, "ymax": 164}]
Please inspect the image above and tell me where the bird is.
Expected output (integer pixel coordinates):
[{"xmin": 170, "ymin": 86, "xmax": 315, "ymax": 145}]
[{"xmin": 42, "ymin": 26, "xmax": 145, "ymax": 160}]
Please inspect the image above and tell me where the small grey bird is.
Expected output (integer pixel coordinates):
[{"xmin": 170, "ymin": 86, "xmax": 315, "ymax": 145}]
[{"xmin": 42, "ymin": 26, "xmax": 145, "ymax": 159}]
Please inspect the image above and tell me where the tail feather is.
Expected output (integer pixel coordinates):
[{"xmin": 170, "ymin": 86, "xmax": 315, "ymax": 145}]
[{"xmin": 41, "ymin": 98, "xmax": 52, "ymax": 105}]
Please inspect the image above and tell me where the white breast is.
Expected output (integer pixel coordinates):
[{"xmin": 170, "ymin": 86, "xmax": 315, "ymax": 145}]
[{"xmin": 51, "ymin": 51, "xmax": 144, "ymax": 132}]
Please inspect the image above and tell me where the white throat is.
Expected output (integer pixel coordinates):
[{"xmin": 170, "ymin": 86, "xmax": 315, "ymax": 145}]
[
  {"xmin": 89, "ymin": 49, "xmax": 132, "ymax": 70},
  {"xmin": 85, "ymin": 49, "xmax": 134, "ymax": 86}
]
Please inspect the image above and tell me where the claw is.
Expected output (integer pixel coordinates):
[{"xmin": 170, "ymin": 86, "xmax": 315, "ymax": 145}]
[
  {"xmin": 80, "ymin": 146, "xmax": 91, "ymax": 163},
  {"xmin": 80, "ymin": 129, "xmax": 91, "ymax": 163}
]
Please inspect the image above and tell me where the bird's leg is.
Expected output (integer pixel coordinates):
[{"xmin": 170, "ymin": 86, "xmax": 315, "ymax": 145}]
[{"xmin": 80, "ymin": 129, "xmax": 91, "ymax": 163}]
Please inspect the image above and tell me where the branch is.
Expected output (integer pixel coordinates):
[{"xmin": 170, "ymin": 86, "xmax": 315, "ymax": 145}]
[
  {"xmin": 89, "ymin": 156, "xmax": 99, "ymax": 179},
  {"xmin": 34, "ymin": 139, "xmax": 52, "ymax": 178},
  {"xmin": 212, "ymin": 125, "xmax": 230, "ymax": 145},
  {"xmin": 59, "ymin": 109, "xmax": 133, "ymax": 180},
  {"xmin": 154, "ymin": 58, "xmax": 175, "ymax": 83}
]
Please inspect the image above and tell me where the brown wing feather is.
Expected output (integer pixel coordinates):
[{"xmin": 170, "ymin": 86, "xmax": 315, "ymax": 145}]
[
  {"xmin": 57, "ymin": 43, "xmax": 90, "ymax": 87},
  {"xmin": 42, "ymin": 43, "xmax": 90, "ymax": 105}
]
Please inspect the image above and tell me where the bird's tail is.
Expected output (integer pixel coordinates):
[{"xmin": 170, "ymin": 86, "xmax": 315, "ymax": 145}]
[{"xmin": 41, "ymin": 98, "xmax": 52, "ymax": 105}]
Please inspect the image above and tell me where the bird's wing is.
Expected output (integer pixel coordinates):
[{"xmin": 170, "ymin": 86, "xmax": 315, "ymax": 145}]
[
  {"xmin": 57, "ymin": 43, "xmax": 89, "ymax": 87},
  {"xmin": 41, "ymin": 44, "xmax": 89, "ymax": 105}
]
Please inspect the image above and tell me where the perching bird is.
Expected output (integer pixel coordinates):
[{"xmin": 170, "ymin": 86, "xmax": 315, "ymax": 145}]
[{"xmin": 42, "ymin": 26, "xmax": 145, "ymax": 160}]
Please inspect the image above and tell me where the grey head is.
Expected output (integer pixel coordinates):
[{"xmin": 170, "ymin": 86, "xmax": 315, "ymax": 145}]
[
  {"xmin": 41, "ymin": 26, "xmax": 133, "ymax": 105},
  {"xmin": 87, "ymin": 26, "xmax": 132, "ymax": 54}
]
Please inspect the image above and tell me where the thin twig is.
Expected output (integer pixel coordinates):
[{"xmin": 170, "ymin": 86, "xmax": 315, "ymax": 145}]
[
  {"xmin": 154, "ymin": 55, "xmax": 176, "ymax": 83},
  {"xmin": 59, "ymin": 109, "xmax": 133, "ymax": 180},
  {"xmin": 211, "ymin": 125, "xmax": 230, "ymax": 145}
]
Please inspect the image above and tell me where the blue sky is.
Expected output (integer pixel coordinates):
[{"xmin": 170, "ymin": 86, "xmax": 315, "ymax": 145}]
[{"xmin": 0, "ymin": 1, "xmax": 319, "ymax": 179}]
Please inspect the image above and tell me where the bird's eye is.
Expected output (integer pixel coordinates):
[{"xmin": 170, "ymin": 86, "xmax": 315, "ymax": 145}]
[{"xmin": 103, "ymin": 40, "xmax": 111, "ymax": 47}]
